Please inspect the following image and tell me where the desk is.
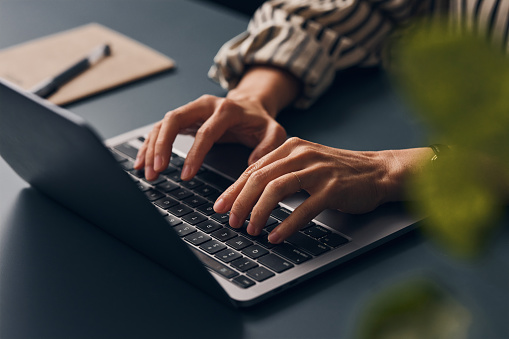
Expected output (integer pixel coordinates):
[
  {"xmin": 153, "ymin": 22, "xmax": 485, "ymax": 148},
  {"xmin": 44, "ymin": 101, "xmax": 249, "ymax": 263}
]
[{"xmin": 0, "ymin": 1, "xmax": 507, "ymax": 338}]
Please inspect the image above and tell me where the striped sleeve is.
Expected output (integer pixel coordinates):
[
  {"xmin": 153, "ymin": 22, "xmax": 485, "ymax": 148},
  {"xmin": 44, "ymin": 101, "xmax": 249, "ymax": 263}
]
[
  {"xmin": 208, "ymin": 0, "xmax": 432, "ymax": 108},
  {"xmin": 449, "ymin": 0, "xmax": 509, "ymax": 49}
]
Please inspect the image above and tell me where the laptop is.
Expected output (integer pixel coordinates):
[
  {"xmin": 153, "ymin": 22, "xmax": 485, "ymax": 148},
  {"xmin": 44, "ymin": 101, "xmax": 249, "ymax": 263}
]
[{"xmin": 0, "ymin": 79, "xmax": 421, "ymax": 307}]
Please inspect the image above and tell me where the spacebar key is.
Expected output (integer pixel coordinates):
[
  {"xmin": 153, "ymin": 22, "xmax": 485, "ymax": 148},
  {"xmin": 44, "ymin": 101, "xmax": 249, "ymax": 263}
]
[{"xmin": 190, "ymin": 248, "xmax": 239, "ymax": 279}]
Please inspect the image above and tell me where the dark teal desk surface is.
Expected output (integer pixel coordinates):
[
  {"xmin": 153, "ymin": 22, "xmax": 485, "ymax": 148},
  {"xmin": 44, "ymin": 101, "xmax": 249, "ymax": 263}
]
[{"xmin": 1, "ymin": 1, "xmax": 507, "ymax": 338}]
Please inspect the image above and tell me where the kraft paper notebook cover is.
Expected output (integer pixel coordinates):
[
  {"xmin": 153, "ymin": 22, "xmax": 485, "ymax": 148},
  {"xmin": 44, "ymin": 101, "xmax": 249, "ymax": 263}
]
[{"xmin": 0, "ymin": 23, "xmax": 175, "ymax": 105}]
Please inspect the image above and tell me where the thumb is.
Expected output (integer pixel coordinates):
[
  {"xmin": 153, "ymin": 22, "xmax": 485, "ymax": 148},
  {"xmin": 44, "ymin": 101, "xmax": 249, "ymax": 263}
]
[{"xmin": 248, "ymin": 123, "xmax": 287, "ymax": 165}]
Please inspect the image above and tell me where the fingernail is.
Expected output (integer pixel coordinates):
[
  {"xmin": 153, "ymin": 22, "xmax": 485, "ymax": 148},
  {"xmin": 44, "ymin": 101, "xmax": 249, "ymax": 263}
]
[
  {"xmin": 154, "ymin": 155, "xmax": 162, "ymax": 171},
  {"xmin": 145, "ymin": 166, "xmax": 155, "ymax": 180},
  {"xmin": 181, "ymin": 164, "xmax": 192, "ymax": 180},
  {"xmin": 268, "ymin": 231, "xmax": 281, "ymax": 244},
  {"xmin": 134, "ymin": 157, "xmax": 141, "ymax": 168},
  {"xmin": 229, "ymin": 213, "xmax": 240, "ymax": 228},
  {"xmin": 246, "ymin": 222, "xmax": 259, "ymax": 236},
  {"xmin": 213, "ymin": 198, "xmax": 226, "ymax": 212}
]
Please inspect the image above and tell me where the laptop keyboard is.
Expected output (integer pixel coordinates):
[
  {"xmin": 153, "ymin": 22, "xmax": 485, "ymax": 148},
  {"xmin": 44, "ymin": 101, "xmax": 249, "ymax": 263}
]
[{"xmin": 110, "ymin": 141, "xmax": 349, "ymax": 289}]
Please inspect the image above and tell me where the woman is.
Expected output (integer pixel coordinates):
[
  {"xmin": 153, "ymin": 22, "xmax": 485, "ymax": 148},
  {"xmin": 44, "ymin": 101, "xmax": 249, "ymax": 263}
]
[{"xmin": 134, "ymin": 0, "xmax": 505, "ymax": 243}]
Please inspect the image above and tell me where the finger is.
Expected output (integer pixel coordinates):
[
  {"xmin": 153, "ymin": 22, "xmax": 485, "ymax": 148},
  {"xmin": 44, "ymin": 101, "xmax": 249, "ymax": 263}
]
[
  {"xmin": 247, "ymin": 121, "xmax": 287, "ymax": 165},
  {"xmin": 154, "ymin": 98, "xmax": 215, "ymax": 173},
  {"xmin": 181, "ymin": 107, "xmax": 240, "ymax": 180},
  {"xmin": 229, "ymin": 154, "xmax": 312, "ymax": 229},
  {"xmin": 215, "ymin": 137, "xmax": 303, "ymax": 212},
  {"xmin": 243, "ymin": 171, "xmax": 304, "ymax": 235},
  {"xmin": 268, "ymin": 192, "xmax": 327, "ymax": 244},
  {"xmin": 144, "ymin": 123, "xmax": 162, "ymax": 181},
  {"xmin": 134, "ymin": 136, "xmax": 149, "ymax": 169}
]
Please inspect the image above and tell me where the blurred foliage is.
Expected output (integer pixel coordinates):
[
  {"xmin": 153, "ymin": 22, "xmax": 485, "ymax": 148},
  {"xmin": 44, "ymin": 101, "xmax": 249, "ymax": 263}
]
[
  {"xmin": 392, "ymin": 20, "xmax": 509, "ymax": 258},
  {"xmin": 355, "ymin": 278, "xmax": 471, "ymax": 339}
]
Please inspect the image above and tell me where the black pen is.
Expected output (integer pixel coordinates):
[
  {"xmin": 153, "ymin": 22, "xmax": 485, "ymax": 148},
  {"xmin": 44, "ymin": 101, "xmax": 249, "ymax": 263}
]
[{"xmin": 31, "ymin": 43, "xmax": 111, "ymax": 98}]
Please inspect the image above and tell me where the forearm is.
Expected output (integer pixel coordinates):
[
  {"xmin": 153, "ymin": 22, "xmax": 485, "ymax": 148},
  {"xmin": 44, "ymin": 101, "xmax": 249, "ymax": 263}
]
[{"xmin": 226, "ymin": 65, "xmax": 301, "ymax": 118}]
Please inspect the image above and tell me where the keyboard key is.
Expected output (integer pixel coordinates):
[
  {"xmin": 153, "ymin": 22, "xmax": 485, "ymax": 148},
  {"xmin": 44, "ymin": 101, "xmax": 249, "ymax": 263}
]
[
  {"xmin": 226, "ymin": 236, "xmax": 253, "ymax": 250},
  {"xmin": 211, "ymin": 228, "xmax": 237, "ymax": 242},
  {"xmin": 156, "ymin": 208, "xmax": 168, "ymax": 216},
  {"xmin": 130, "ymin": 168, "xmax": 145, "ymax": 178},
  {"xmin": 144, "ymin": 189, "xmax": 164, "ymax": 201},
  {"xmin": 142, "ymin": 176, "xmax": 166, "ymax": 185},
  {"xmin": 237, "ymin": 221, "xmax": 259, "ymax": 240},
  {"xmin": 197, "ymin": 202, "xmax": 215, "ymax": 216},
  {"xmin": 200, "ymin": 240, "xmax": 226, "ymax": 254},
  {"xmin": 265, "ymin": 223, "xmax": 279, "ymax": 233},
  {"xmin": 169, "ymin": 188, "xmax": 194, "ymax": 201},
  {"xmin": 254, "ymin": 231, "xmax": 276, "ymax": 249},
  {"xmin": 168, "ymin": 204, "xmax": 193, "ymax": 217},
  {"xmin": 301, "ymin": 221, "xmax": 316, "ymax": 230},
  {"xmin": 247, "ymin": 267, "xmax": 275, "ymax": 282},
  {"xmin": 230, "ymin": 257, "xmax": 258, "ymax": 272},
  {"xmin": 272, "ymin": 243, "xmax": 311, "ymax": 264},
  {"xmin": 319, "ymin": 233, "xmax": 349, "ymax": 248},
  {"xmin": 196, "ymin": 220, "xmax": 223, "ymax": 234},
  {"xmin": 165, "ymin": 171, "xmax": 182, "ymax": 182},
  {"xmin": 180, "ymin": 178, "xmax": 204, "ymax": 190},
  {"xmin": 114, "ymin": 142, "xmax": 139, "ymax": 159},
  {"xmin": 154, "ymin": 196, "xmax": 179, "ymax": 209},
  {"xmin": 303, "ymin": 225, "xmax": 331, "ymax": 239},
  {"xmin": 185, "ymin": 231, "xmax": 211, "ymax": 245},
  {"xmin": 182, "ymin": 212, "xmax": 208, "ymax": 225},
  {"xmin": 271, "ymin": 207, "xmax": 292, "ymax": 221},
  {"xmin": 183, "ymin": 195, "xmax": 207, "ymax": 208},
  {"xmin": 196, "ymin": 170, "xmax": 233, "ymax": 190},
  {"xmin": 190, "ymin": 248, "xmax": 238, "ymax": 279},
  {"xmin": 136, "ymin": 181, "xmax": 151, "ymax": 192},
  {"xmin": 170, "ymin": 155, "xmax": 185, "ymax": 167},
  {"xmin": 156, "ymin": 180, "xmax": 180, "ymax": 193},
  {"xmin": 264, "ymin": 216, "xmax": 279, "ymax": 228},
  {"xmin": 232, "ymin": 276, "xmax": 256, "ymax": 289},
  {"xmin": 164, "ymin": 215, "xmax": 182, "ymax": 227},
  {"xmin": 211, "ymin": 212, "xmax": 230, "ymax": 224},
  {"xmin": 173, "ymin": 223, "xmax": 196, "ymax": 237},
  {"xmin": 120, "ymin": 160, "xmax": 134, "ymax": 171},
  {"xmin": 193, "ymin": 185, "xmax": 220, "ymax": 198},
  {"xmin": 215, "ymin": 248, "xmax": 242, "ymax": 263},
  {"xmin": 286, "ymin": 232, "xmax": 330, "ymax": 256},
  {"xmin": 242, "ymin": 245, "xmax": 269, "ymax": 259},
  {"xmin": 257, "ymin": 254, "xmax": 294, "ymax": 273},
  {"xmin": 161, "ymin": 165, "xmax": 178, "ymax": 175}
]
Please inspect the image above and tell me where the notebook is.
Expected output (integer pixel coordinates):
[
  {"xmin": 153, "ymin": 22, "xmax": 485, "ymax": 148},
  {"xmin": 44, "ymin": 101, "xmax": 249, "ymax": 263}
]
[
  {"xmin": 0, "ymin": 79, "xmax": 421, "ymax": 307},
  {"xmin": 0, "ymin": 23, "xmax": 175, "ymax": 105}
]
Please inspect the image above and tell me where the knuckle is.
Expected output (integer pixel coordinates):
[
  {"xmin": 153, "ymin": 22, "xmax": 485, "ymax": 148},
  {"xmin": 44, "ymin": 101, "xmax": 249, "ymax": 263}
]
[
  {"xmin": 249, "ymin": 169, "xmax": 268, "ymax": 185},
  {"xmin": 198, "ymin": 94, "xmax": 215, "ymax": 102},
  {"xmin": 266, "ymin": 178, "xmax": 285, "ymax": 192},
  {"xmin": 216, "ymin": 98, "xmax": 238, "ymax": 115},
  {"xmin": 243, "ymin": 162, "xmax": 261, "ymax": 178},
  {"xmin": 195, "ymin": 125, "xmax": 213, "ymax": 139},
  {"xmin": 284, "ymin": 136, "xmax": 303, "ymax": 148}
]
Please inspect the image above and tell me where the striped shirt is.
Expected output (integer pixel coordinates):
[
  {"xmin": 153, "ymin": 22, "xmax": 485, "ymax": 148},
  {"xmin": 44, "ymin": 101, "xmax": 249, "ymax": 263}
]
[{"xmin": 208, "ymin": 0, "xmax": 509, "ymax": 108}]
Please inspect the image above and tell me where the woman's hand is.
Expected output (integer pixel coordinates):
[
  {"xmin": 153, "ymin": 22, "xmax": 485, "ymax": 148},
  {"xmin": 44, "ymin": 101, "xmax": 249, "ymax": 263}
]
[
  {"xmin": 213, "ymin": 137, "xmax": 434, "ymax": 244},
  {"xmin": 134, "ymin": 94, "xmax": 287, "ymax": 181},
  {"xmin": 134, "ymin": 66, "xmax": 300, "ymax": 181}
]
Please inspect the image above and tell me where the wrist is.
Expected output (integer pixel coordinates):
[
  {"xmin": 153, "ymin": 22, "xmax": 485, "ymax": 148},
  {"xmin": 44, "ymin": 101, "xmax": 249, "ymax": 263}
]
[
  {"xmin": 227, "ymin": 65, "xmax": 301, "ymax": 118},
  {"xmin": 379, "ymin": 148, "xmax": 435, "ymax": 203}
]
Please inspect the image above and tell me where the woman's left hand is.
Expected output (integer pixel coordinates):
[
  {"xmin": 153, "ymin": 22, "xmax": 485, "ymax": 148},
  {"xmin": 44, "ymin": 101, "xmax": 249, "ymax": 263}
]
[{"xmin": 213, "ymin": 137, "xmax": 397, "ymax": 244}]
